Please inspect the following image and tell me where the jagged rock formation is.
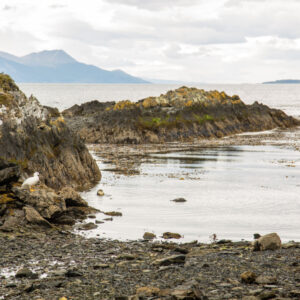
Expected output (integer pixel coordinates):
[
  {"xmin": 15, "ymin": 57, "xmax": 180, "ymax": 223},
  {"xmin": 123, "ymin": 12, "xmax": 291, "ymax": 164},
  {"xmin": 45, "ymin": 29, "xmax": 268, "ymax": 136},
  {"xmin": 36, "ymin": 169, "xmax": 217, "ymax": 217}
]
[
  {"xmin": 63, "ymin": 86, "xmax": 299, "ymax": 144},
  {"xmin": 0, "ymin": 73, "xmax": 101, "ymax": 189},
  {"xmin": 0, "ymin": 74, "xmax": 101, "ymax": 231}
]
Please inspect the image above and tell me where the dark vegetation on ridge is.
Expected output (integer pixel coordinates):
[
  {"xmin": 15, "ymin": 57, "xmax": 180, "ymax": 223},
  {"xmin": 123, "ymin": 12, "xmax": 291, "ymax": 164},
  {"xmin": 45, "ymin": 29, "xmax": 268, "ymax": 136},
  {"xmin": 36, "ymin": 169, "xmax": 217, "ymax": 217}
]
[{"xmin": 63, "ymin": 86, "xmax": 299, "ymax": 144}]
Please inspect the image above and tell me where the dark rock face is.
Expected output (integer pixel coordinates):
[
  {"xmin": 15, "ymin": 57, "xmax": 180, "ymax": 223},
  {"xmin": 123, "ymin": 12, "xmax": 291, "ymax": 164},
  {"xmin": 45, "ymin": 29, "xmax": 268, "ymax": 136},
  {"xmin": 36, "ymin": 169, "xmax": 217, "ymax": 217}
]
[
  {"xmin": 0, "ymin": 74, "xmax": 100, "ymax": 190},
  {"xmin": 0, "ymin": 74, "xmax": 101, "ymax": 231},
  {"xmin": 63, "ymin": 86, "xmax": 299, "ymax": 144}
]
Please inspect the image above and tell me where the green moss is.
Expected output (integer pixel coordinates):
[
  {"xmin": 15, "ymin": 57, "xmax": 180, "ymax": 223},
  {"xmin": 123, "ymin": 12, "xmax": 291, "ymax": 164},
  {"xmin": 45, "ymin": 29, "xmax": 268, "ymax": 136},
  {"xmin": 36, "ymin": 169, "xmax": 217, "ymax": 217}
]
[
  {"xmin": 0, "ymin": 73, "xmax": 19, "ymax": 92},
  {"xmin": 193, "ymin": 114, "xmax": 214, "ymax": 124}
]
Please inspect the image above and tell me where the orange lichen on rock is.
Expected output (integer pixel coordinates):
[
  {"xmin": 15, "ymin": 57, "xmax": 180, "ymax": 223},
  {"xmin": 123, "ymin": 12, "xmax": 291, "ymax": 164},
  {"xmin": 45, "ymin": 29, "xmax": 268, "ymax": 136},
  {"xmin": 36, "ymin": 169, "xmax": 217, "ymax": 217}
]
[{"xmin": 113, "ymin": 100, "xmax": 135, "ymax": 110}]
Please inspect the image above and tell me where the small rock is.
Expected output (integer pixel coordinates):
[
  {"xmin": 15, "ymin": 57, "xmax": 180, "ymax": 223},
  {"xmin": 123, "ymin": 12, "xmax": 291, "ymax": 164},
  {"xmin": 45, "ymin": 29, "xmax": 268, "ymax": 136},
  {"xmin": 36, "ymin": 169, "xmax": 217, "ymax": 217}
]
[
  {"xmin": 117, "ymin": 254, "xmax": 135, "ymax": 261},
  {"xmin": 24, "ymin": 206, "xmax": 53, "ymax": 228},
  {"xmin": 143, "ymin": 232, "xmax": 156, "ymax": 240},
  {"xmin": 153, "ymin": 255, "xmax": 186, "ymax": 266},
  {"xmin": 255, "ymin": 275, "xmax": 277, "ymax": 285},
  {"xmin": 97, "ymin": 189, "xmax": 104, "ymax": 196},
  {"xmin": 95, "ymin": 220, "xmax": 104, "ymax": 224},
  {"xmin": 253, "ymin": 233, "xmax": 281, "ymax": 251},
  {"xmin": 171, "ymin": 197, "xmax": 187, "ymax": 203},
  {"xmin": 241, "ymin": 271, "xmax": 257, "ymax": 284},
  {"xmin": 242, "ymin": 297, "xmax": 259, "ymax": 300},
  {"xmin": 93, "ymin": 263, "xmax": 109, "ymax": 269},
  {"xmin": 171, "ymin": 282, "xmax": 207, "ymax": 299},
  {"xmin": 65, "ymin": 268, "xmax": 83, "ymax": 277},
  {"xmin": 88, "ymin": 214, "xmax": 96, "ymax": 219},
  {"xmin": 104, "ymin": 211, "xmax": 122, "ymax": 217},
  {"xmin": 103, "ymin": 217, "xmax": 113, "ymax": 221},
  {"xmin": 15, "ymin": 267, "xmax": 38, "ymax": 279},
  {"xmin": 78, "ymin": 222, "xmax": 98, "ymax": 230},
  {"xmin": 136, "ymin": 286, "xmax": 160, "ymax": 297},
  {"xmin": 162, "ymin": 232, "xmax": 182, "ymax": 239},
  {"xmin": 258, "ymin": 290, "xmax": 276, "ymax": 299}
]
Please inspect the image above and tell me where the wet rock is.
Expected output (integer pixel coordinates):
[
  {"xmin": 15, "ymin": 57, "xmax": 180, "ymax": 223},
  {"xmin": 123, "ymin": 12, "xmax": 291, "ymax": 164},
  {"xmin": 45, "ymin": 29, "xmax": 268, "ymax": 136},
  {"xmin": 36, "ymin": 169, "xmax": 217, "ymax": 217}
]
[
  {"xmin": 15, "ymin": 267, "xmax": 38, "ymax": 279},
  {"xmin": 162, "ymin": 232, "xmax": 182, "ymax": 239},
  {"xmin": 23, "ymin": 206, "xmax": 53, "ymax": 228},
  {"xmin": 171, "ymin": 197, "xmax": 187, "ymax": 203},
  {"xmin": 241, "ymin": 271, "xmax": 257, "ymax": 284},
  {"xmin": 97, "ymin": 189, "xmax": 104, "ymax": 196},
  {"xmin": 253, "ymin": 233, "xmax": 281, "ymax": 251},
  {"xmin": 78, "ymin": 222, "xmax": 98, "ymax": 230},
  {"xmin": 59, "ymin": 187, "xmax": 88, "ymax": 207},
  {"xmin": 143, "ymin": 232, "xmax": 156, "ymax": 240},
  {"xmin": 104, "ymin": 211, "xmax": 122, "ymax": 217},
  {"xmin": 153, "ymin": 255, "xmax": 186, "ymax": 266}
]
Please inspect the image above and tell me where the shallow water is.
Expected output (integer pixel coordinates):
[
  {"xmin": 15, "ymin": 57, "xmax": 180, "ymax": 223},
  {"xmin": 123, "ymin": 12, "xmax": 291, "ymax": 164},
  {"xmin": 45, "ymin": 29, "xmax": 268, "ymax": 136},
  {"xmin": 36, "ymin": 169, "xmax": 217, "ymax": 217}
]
[{"xmin": 81, "ymin": 144, "xmax": 300, "ymax": 243}]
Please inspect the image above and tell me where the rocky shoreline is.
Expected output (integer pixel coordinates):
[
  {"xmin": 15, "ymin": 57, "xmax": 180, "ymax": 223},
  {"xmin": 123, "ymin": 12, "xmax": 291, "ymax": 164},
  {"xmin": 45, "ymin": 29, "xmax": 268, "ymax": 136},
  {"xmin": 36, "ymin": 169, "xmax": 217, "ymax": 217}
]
[
  {"xmin": 0, "ymin": 229, "xmax": 299, "ymax": 299},
  {"xmin": 1, "ymin": 74, "xmax": 300, "ymax": 299}
]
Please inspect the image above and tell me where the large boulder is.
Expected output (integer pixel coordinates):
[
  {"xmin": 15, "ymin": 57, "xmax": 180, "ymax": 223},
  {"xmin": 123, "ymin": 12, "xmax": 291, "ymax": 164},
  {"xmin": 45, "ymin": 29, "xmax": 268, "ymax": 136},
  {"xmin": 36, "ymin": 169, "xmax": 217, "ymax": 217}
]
[
  {"xmin": 12, "ymin": 186, "xmax": 66, "ymax": 219},
  {"xmin": 253, "ymin": 233, "xmax": 282, "ymax": 251}
]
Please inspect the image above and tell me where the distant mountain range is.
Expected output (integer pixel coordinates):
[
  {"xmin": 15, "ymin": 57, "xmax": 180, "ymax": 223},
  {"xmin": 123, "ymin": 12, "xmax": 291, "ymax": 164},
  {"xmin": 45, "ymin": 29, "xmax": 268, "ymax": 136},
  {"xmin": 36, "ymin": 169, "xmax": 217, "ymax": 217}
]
[
  {"xmin": 0, "ymin": 50, "xmax": 149, "ymax": 83},
  {"xmin": 263, "ymin": 79, "xmax": 300, "ymax": 84}
]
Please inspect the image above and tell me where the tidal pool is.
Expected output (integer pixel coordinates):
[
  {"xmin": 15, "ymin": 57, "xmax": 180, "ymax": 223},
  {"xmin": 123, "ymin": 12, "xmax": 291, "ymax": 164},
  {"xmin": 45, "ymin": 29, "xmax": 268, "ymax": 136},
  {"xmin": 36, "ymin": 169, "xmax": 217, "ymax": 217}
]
[{"xmin": 81, "ymin": 145, "xmax": 300, "ymax": 243}]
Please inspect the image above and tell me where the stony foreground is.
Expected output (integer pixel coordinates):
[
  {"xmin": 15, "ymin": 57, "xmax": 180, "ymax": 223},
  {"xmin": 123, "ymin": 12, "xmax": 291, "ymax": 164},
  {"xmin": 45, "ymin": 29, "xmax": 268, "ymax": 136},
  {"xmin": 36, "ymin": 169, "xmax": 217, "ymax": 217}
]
[{"xmin": 0, "ymin": 230, "xmax": 299, "ymax": 299}]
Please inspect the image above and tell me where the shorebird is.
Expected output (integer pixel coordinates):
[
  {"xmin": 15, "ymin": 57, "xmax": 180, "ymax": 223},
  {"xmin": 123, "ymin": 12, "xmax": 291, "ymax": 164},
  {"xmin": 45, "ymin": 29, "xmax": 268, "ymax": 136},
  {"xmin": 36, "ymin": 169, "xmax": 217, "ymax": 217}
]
[{"xmin": 21, "ymin": 172, "xmax": 39, "ymax": 192}]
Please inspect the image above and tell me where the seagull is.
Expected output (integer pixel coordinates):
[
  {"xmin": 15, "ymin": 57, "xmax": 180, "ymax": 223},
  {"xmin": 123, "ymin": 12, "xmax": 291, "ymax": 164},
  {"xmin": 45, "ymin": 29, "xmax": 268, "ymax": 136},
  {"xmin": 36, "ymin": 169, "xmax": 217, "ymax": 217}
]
[{"xmin": 21, "ymin": 172, "xmax": 39, "ymax": 191}]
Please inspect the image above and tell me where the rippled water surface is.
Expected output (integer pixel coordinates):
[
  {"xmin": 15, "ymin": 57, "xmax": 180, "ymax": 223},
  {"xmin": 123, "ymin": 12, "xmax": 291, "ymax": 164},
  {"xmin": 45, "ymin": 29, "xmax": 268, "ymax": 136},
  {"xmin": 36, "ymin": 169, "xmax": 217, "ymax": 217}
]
[{"xmin": 81, "ymin": 145, "xmax": 300, "ymax": 242}]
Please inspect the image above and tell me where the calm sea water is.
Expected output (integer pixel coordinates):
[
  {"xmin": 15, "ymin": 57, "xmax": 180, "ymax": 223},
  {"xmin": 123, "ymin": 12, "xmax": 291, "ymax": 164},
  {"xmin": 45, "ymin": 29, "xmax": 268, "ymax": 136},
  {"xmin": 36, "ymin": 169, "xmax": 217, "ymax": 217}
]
[
  {"xmin": 80, "ymin": 143, "xmax": 300, "ymax": 243},
  {"xmin": 19, "ymin": 83, "xmax": 300, "ymax": 117},
  {"xmin": 19, "ymin": 83, "xmax": 300, "ymax": 242}
]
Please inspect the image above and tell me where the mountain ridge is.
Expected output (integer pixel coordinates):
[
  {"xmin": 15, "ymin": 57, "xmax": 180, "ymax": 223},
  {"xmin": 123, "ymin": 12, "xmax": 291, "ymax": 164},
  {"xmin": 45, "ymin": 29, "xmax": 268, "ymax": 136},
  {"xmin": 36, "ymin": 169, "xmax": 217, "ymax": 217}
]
[{"xmin": 0, "ymin": 50, "xmax": 149, "ymax": 83}]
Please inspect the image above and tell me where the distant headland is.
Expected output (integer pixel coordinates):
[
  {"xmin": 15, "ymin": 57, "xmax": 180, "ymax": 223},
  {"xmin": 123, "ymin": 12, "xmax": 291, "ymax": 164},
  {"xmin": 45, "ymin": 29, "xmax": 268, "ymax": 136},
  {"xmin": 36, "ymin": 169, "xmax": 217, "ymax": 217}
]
[
  {"xmin": 263, "ymin": 79, "xmax": 300, "ymax": 84},
  {"xmin": 0, "ymin": 49, "xmax": 149, "ymax": 84}
]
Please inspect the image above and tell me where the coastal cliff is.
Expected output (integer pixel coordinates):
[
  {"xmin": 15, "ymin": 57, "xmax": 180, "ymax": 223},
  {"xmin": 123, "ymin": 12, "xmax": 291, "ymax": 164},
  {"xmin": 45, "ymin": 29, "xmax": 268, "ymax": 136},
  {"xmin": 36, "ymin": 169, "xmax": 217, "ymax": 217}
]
[
  {"xmin": 0, "ymin": 74, "xmax": 100, "ymax": 232},
  {"xmin": 63, "ymin": 86, "xmax": 299, "ymax": 144}
]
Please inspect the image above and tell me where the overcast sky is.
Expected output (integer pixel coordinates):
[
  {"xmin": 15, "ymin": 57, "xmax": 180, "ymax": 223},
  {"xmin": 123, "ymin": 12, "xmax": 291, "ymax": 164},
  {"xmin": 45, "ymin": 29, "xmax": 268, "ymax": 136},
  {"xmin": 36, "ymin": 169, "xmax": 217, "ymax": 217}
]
[{"xmin": 1, "ymin": 0, "xmax": 300, "ymax": 83}]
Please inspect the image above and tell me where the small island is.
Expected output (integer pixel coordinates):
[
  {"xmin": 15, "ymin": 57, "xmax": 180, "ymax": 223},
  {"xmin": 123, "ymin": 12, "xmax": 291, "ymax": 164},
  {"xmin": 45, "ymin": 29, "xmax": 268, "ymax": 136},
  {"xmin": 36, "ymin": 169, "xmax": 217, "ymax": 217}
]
[{"xmin": 263, "ymin": 79, "xmax": 300, "ymax": 84}]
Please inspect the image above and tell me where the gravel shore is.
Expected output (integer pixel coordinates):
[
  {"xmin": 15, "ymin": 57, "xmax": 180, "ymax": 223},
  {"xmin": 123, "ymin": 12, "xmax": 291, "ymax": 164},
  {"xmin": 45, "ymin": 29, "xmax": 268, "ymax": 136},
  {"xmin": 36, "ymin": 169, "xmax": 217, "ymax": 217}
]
[{"xmin": 0, "ymin": 229, "xmax": 299, "ymax": 299}]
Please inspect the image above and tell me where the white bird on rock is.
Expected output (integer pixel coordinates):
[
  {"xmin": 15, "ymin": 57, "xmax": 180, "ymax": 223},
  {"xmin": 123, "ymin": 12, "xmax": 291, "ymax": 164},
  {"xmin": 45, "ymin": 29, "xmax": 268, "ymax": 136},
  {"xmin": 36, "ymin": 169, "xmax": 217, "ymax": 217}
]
[{"xmin": 21, "ymin": 172, "xmax": 39, "ymax": 191}]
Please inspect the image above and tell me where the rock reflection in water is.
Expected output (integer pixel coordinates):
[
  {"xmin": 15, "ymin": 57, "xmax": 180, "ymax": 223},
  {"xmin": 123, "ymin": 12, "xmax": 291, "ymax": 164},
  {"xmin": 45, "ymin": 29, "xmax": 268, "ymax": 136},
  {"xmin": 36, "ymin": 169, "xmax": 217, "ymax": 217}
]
[{"xmin": 81, "ymin": 145, "xmax": 300, "ymax": 243}]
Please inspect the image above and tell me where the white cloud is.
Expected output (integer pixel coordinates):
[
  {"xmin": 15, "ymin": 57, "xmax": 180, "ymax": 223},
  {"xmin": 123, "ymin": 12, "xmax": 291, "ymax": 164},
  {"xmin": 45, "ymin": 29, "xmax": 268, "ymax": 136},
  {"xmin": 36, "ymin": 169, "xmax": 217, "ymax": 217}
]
[{"xmin": 1, "ymin": 0, "xmax": 300, "ymax": 82}]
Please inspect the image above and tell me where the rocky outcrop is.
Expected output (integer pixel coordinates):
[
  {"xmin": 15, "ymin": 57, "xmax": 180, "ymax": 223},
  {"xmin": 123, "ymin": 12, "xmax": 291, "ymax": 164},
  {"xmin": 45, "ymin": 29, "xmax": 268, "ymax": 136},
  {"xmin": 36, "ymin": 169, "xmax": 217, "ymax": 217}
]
[
  {"xmin": 0, "ymin": 74, "xmax": 101, "ymax": 231},
  {"xmin": 0, "ymin": 74, "xmax": 100, "ymax": 190},
  {"xmin": 63, "ymin": 86, "xmax": 299, "ymax": 144}
]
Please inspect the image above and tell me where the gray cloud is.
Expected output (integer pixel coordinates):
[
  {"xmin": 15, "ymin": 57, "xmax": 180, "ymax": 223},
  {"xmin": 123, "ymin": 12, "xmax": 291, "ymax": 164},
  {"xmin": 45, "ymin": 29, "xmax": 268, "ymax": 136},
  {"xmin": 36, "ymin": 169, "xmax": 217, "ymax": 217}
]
[
  {"xmin": 104, "ymin": 0, "xmax": 200, "ymax": 11},
  {"xmin": 2, "ymin": 5, "xmax": 15, "ymax": 11}
]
